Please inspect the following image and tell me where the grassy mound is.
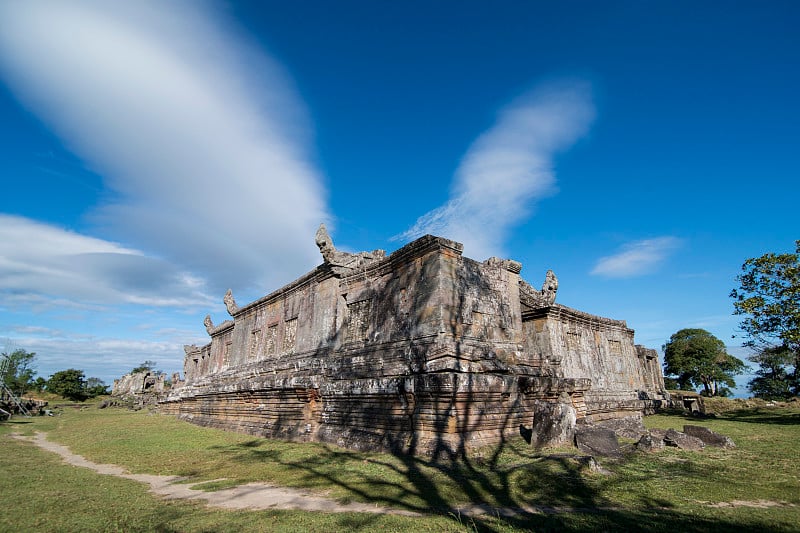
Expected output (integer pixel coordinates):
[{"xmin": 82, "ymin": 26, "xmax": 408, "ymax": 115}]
[{"xmin": 2, "ymin": 403, "xmax": 799, "ymax": 531}]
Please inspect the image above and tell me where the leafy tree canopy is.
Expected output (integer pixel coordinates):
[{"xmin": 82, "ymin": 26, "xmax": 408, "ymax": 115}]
[
  {"xmin": 85, "ymin": 377, "xmax": 109, "ymax": 397},
  {"xmin": 748, "ymin": 345, "xmax": 795, "ymax": 400},
  {"xmin": 46, "ymin": 370, "xmax": 110, "ymax": 401},
  {"xmin": 32, "ymin": 377, "xmax": 47, "ymax": 393},
  {"xmin": 1, "ymin": 348, "xmax": 37, "ymax": 395},
  {"xmin": 731, "ymin": 240, "xmax": 799, "ymax": 395},
  {"xmin": 663, "ymin": 328, "xmax": 746, "ymax": 397},
  {"xmin": 131, "ymin": 360, "xmax": 158, "ymax": 374},
  {"xmin": 47, "ymin": 369, "xmax": 87, "ymax": 401}
]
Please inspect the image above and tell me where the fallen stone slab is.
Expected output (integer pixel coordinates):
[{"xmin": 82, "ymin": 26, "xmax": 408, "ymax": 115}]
[
  {"xmin": 635, "ymin": 432, "xmax": 665, "ymax": 452},
  {"xmin": 664, "ymin": 428, "xmax": 704, "ymax": 451},
  {"xmin": 596, "ymin": 416, "xmax": 647, "ymax": 440},
  {"xmin": 683, "ymin": 425, "xmax": 735, "ymax": 448},
  {"xmin": 574, "ymin": 426, "xmax": 621, "ymax": 458}
]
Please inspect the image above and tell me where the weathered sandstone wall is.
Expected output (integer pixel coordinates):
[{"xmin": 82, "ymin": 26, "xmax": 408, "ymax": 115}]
[{"xmin": 161, "ymin": 228, "xmax": 666, "ymax": 455}]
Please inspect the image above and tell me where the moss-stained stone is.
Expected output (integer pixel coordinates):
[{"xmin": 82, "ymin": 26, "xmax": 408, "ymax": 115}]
[{"xmin": 157, "ymin": 227, "xmax": 668, "ymax": 456}]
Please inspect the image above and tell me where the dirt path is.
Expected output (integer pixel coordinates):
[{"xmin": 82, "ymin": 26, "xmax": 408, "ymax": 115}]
[
  {"xmin": 14, "ymin": 432, "xmax": 792, "ymax": 517},
  {"xmin": 13, "ymin": 432, "xmax": 420, "ymax": 516}
]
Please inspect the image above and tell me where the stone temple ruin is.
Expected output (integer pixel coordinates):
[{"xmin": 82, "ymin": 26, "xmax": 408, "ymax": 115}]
[
  {"xmin": 112, "ymin": 370, "xmax": 181, "ymax": 408},
  {"xmin": 161, "ymin": 226, "xmax": 667, "ymax": 456}
]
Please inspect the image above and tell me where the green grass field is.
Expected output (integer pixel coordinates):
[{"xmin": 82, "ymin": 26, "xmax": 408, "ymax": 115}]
[{"xmin": 1, "ymin": 401, "xmax": 798, "ymax": 532}]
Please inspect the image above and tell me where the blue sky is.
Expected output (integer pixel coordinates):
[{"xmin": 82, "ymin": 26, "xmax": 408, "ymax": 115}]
[{"xmin": 0, "ymin": 1, "xmax": 797, "ymax": 394}]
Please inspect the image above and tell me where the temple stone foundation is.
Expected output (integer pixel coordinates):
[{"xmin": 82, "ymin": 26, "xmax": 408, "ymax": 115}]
[{"xmin": 160, "ymin": 227, "xmax": 667, "ymax": 456}]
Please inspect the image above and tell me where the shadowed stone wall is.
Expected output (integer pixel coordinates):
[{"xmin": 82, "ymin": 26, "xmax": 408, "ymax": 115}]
[{"xmin": 160, "ymin": 228, "xmax": 667, "ymax": 456}]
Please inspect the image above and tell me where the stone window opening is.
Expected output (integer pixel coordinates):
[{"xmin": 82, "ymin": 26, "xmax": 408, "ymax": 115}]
[
  {"xmin": 565, "ymin": 330, "xmax": 580, "ymax": 351},
  {"xmin": 266, "ymin": 324, "xmax": 278, "ymax": 355},
  {"xmin": 283, "ymin": 318, "xmax": 298, "ymax": 353},
  {"xmin": 249, "ymin": 329, "xmax": 260, "ymax": 359},
  {"xmin": 223, "ymin": 341, "xmax": 232, "ymax": 366},
  {"xmin": 607, "ymin": 339, "xmax": 623, "ymax": 356},
  {"xmin": 345, "ymin": 299, "xmax": 371, "ymax": 343}
]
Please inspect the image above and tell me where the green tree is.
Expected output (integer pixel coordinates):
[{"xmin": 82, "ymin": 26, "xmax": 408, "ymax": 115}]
[
  {"xmin": 85, "ymin": 377, "xmax": 109, "ymax": 398},
  {"xmin": 131, "ymin": 360, "xmax": 157, "ymax": 374},
  {"xmin": 32, "ymin": 377, "xmax": 47, "ymax": 392},
  {"xmin": 663, "ymin": 328, "xmax": 746, "ymax": 396},
  {"xmin": 748, "ymin": 345, "xmax": 794, "ymax": 400},
  {"xmin": 47, "ymin": 369, "xmax": 87, "ymax": 401},
  {"xmin": 731, "ymin": 241, "xmax": 799, "ymax": 395},
  {"xmin": 1, "ymin": 349, "xmax": 37, "ymax": 395}
]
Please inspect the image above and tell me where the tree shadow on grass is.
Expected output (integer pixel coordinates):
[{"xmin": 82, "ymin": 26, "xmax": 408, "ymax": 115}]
[
  {"xmin": 1, "ymin": 419, "xmax": 33, "ymax": 425},
  {"xmin": 173, "ymin": 253, "xmax": 799, "ymax": 531},
  {"xmin": 655, "ymin": 406, "xmax": 800, "ymax": 426},
  {"xmin": 209, "ymin": 436, "xmax": 794, "ymax": 533},
  {"xmin": 720, "ymin": 408, "xmax": 800, "ymax": 425}
]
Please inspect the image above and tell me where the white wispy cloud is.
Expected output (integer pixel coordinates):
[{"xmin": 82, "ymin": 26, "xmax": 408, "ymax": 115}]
[
  {"xmin": 2, "ymin": 320, "xmax": 204, "ymax": 384},
  {"xmin": 14, "ymin": 335, "xmax": 186, "ymax": 385},
  {"xmin": 395, "ymin": 80, "xmax": 595, "ymax": 259},
  {"xmin": 0, "ymin": 215, "xmax": 213, "ymax": 307},
  {"xmin": 591, "ymin": 237, "xmax": 681, "ymax": 278},
  {"xmin": 0, "ymin": 0, "xmax": 329, "ymax": 298}
]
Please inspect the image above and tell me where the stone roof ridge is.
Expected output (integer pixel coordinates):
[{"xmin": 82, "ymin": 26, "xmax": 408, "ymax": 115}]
[
  {"xmin": 388, "ymin": 234, "xmax": 464, "ymax": 258},
  {"xmin": 207, "ymin": 319, "xmax": 234, "ymax": 336},
  {"xmin": 524, "ymin": 303, "xmax": 631, "ymax": 331},
  {"xmin": 225, "ymin": 232, "xmax": 466, "ymax": 317},
  {"xmin": 553, "ymin": 303, "xmax": 630, "ymax": 329},
  {"xmin": 234, "ymin": 268, "xmax": 322, "ymax": 316}
]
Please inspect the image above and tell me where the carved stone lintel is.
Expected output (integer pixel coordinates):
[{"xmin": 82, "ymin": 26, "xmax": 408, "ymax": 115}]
[
  {"xmin": 520, "ymin": 270, "xmax": 559, "ymax": 309},
  {"xmin": 203, "ymin": 314, "xmax": 214, "ymax": 334},
  {"xmin": 224, "ymin": 289, "xmax": 239, "ymax": 316},
  {"xmin": 315, "ymin": 223, "xmax": 385, "ymax": 276}
]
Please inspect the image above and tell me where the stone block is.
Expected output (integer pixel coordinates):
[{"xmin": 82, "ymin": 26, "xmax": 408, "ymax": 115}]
[
  {"xmin": 683, "ymin": 425, "xmax": 735, "ymax": 448},
  {"xmin": 635, "ymin": 431, "xmax": 665, "ymax": 452},
  {"xmin": 530, "ymin": 395, "xmax": 577, "ymax": 447},
  {"xmin": 664, "ymin": 428, "xmax": 705, "ymax": 451},
  {"xmin": 596, "ymin": 415, "xmax": 647, "ymax": 439},
  {"xmin": 574, "ymin": 426, "xmax": 622, "ymax": 458}
]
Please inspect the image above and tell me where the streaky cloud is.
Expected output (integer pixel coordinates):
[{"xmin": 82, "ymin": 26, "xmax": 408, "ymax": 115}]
[
  {"xmin": 14, "ymin": 334, "xmax": 186, "ymax": 385},
  {"xmin": 395, "ymin": 80, "xmax": 595, "ymax": 259},
  {"xmin": 0, "ymin": 214, "xmax": 213, "ymax": 307},
  {"xmin": 0, "ymin": 0, "xmax": 329, "ymax": 297},
  {"xmin": 591, "ymin": 237, "xmax": 682, "ymax": 278}
]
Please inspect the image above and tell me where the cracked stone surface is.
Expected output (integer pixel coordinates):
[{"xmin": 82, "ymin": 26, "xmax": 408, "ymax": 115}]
[{"xmin": 153, "ymin": 232, "xmax": 668, "ymax": 456}]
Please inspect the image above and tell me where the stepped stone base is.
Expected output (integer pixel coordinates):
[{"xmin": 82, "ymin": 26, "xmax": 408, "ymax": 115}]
[{"xmin": 160, "ymin": 229, "xmax": 667, "ymax": 456}]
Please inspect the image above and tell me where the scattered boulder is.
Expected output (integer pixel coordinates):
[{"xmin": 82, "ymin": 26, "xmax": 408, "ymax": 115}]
[
  {"xmin": 597, "ymin": 415, "xmax": 648, "ymax": 440},
  {"xmin": 664, "ymin": 428, "xmax": 705, "ymax": 451},
  {"xmin": 635, "ymin": 431, "xmax": 665, "ymax": 452},
  {"xmin": 530, "ymin": 394, "xmax": 577, "ymax": 447},
  {"xmin": 683, "ymin": 425, "xmax": 735, "ymax": 448},
  {"xmin": 574, "ymin": 426, "xmax": 622, "ymax": 458},
  {"xmin": 543, "ymin": 453, "xmax": 612, "ymax": 475}
]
